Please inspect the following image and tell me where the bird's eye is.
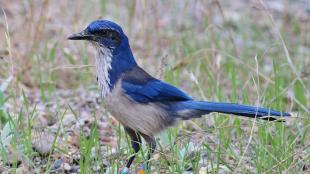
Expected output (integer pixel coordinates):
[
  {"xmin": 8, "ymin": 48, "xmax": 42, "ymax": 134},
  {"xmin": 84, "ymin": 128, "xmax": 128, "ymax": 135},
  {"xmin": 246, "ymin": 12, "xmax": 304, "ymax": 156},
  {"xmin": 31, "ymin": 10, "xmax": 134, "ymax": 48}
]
[
  {"xmin": 107, "ymin": 31, "xmax": 121, "ymax": 42},
  {"xmin": 94, "ymin": 30, "xmax": 119, "ymax": 40},
  {"xmin": 94, "ymin": 30, "xmax": 107, "ymax": 36},
  {"xmin": 108, "ymin": 32, "xmax": 118, "ymax": 41},
  {"xmin": 108, "ymin": 32, "xmax": 113, "ymax": 39},
  {"xmin": 93, "ymin": 29, "xmax": 121, "ymax": 45}
]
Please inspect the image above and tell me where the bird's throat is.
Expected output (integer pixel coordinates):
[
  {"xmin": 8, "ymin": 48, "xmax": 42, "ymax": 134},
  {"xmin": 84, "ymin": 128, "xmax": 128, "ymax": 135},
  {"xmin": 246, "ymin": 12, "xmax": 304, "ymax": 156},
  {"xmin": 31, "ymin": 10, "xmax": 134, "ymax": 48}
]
[
  {"xmin": 95, "ymin": 46, "xmax": 113, "ymax": 97},
  {"xmin": 94, "ymin": 42, "xmax": 138, "ymax": 98}
]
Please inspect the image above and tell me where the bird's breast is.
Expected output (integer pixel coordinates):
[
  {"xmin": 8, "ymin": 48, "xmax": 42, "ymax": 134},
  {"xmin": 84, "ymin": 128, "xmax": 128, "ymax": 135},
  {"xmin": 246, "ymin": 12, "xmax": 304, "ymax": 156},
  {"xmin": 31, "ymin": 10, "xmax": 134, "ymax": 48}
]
[{"xmin": 103, "ymin": 81, "xmax": 175, "ymax": 136}]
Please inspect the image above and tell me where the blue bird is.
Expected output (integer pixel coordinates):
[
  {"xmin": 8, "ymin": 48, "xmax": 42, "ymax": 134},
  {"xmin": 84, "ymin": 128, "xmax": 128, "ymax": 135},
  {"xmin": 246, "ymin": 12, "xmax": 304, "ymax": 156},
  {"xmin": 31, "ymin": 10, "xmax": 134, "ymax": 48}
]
[{"xmin": 68, "ymin": 20, "xmax": 290, "ymax": 173}]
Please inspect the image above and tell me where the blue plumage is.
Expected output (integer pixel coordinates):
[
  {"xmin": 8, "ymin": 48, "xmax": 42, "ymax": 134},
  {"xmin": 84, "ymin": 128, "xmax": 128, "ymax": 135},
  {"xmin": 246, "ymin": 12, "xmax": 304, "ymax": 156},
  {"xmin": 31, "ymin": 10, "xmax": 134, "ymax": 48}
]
[
  {"xmin": 169, "ymin": 100, "xmax": 290, "ymax": 120},
  {"xmin": 86, "ymin": 20, "xmax": 125, "ymax": 36},
  {"xmin": 121, "ymin": 67, "xmax": 290, "ymax": 119},
  {"xmin": 120, "ymin": 66, "xmax": 192, "ymax": 103},
  {"xmin": 122, "ymin": 79, "xmax": 192, "ymax": 103},
  {"xmin": 68, "ymin": 19, "xmax": 291, "ymax": 173}
]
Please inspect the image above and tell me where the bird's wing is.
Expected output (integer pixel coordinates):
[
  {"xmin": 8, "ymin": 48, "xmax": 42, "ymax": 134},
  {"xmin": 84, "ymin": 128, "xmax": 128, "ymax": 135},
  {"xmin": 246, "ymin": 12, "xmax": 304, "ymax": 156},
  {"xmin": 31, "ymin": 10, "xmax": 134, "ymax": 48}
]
[{"xmin": 121, "ymin": 67, "xmax": 192, "ymax": 103}]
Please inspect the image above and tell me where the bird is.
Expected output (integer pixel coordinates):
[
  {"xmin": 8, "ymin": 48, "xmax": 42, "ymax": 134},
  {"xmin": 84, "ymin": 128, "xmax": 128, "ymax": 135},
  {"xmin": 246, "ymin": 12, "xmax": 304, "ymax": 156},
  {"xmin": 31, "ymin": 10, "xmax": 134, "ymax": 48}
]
[{"xmin": 68, "ymin": 19, "xmax": 290, "ymax": 174}]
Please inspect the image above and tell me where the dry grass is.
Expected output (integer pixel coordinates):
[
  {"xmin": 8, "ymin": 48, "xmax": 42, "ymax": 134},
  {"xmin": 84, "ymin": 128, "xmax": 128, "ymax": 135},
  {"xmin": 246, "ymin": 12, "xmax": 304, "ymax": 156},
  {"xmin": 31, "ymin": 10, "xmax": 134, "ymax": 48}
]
[{"xmin": 0, "ymin": 0, "xmax": 309, "ymax": 173}]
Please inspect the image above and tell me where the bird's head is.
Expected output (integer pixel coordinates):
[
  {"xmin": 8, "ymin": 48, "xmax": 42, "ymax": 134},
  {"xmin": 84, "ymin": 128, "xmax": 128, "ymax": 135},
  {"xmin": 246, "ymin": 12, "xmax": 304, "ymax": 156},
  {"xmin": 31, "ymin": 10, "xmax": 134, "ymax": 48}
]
[
  {"xmin": 68, "ymin": 20, "xmax": 127, "ymax": 50},
  {"xmin": 68, "ymin": 20, "xmax": 137, "ymax": 94}
]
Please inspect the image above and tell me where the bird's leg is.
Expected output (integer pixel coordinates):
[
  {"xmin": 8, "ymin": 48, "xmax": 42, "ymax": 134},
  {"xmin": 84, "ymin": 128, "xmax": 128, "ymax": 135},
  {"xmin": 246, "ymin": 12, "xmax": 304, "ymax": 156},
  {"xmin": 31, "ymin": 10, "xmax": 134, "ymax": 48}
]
[
  {"xmin": 120, "ymin": 127, "xmax": 141, "ymax": 174},
  {"xmin": 140, "ymin": 134, "xmax": 156, "ymax": 172}
]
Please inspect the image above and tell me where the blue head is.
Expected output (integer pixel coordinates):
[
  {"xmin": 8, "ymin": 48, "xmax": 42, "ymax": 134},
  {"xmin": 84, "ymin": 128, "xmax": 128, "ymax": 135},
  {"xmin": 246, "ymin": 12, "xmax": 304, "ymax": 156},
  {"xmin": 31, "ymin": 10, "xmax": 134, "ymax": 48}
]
[
  {"xmin": 69, "ymin": 20, "xmax": 129, "ymax": 51},
  {"xmin": 68, "ymin": 20, "xmax": 137, "ymax": 92}
]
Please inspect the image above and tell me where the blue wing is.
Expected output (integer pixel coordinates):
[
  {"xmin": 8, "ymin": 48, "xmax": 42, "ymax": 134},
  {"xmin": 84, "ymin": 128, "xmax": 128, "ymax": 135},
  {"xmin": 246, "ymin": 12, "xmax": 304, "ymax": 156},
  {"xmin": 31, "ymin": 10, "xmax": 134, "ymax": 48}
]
[
  {"xmin": 121, "ymin": 67, "xmax": 192, "ymax": 103},
  {"xmin": 122, "ymin": 80, "xmax": 192, "ymax": 103}
]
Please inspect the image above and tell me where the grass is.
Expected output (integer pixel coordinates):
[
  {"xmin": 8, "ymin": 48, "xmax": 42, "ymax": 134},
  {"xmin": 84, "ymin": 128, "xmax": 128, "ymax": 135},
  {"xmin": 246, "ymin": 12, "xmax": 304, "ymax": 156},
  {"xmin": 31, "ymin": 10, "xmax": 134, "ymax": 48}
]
[{"xmin": 0, "ymin": 0, "xmax": 309, "ymax": 173}]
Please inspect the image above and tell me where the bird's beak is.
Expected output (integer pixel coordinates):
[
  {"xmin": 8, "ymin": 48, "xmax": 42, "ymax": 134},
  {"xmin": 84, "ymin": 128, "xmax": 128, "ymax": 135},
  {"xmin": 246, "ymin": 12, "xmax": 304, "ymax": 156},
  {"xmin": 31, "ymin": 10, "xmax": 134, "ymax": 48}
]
[{"xmin": 67, "ymin": 30, "xmax": 92, "ymax": 40}]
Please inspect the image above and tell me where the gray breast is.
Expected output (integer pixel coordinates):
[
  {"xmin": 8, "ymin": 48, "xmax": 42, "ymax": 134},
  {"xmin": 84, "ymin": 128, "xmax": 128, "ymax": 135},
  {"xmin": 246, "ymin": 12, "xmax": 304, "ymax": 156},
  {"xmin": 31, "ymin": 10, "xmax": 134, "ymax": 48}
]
[{"xmin": 104, "ymin": 81, "xmax": 175, "ymax": 136}]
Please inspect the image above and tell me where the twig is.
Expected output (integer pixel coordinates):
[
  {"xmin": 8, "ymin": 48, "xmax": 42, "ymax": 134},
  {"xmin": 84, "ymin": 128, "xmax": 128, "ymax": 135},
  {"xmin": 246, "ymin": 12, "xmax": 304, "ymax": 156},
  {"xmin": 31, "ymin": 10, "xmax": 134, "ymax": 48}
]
[
  {"xmin": 2, "ymin": 8, "xmax": 13, "ymax": 75},
  {"xmin": 49, "ymin": 65, "xmax": 95, "ymax": 73}
]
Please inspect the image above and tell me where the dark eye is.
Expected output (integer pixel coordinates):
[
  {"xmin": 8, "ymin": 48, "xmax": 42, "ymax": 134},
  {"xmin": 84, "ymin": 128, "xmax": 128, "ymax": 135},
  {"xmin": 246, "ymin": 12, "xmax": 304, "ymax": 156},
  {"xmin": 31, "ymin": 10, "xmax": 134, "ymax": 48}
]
[
  {"xmin": 94, "ymin": 29, "xmax": 120, "ymax": 40},
  {"xmin": 107, "ymin": 31, "xmax": 121, "ymax": 42},
  {"xmin": 108, "ymin": 32, "xmax": 118, "ymax": 41},
  {"xmin": 93, "ymin": 30, "xmax": 107, "ymax": 36},
  {"xmin": 93, "ymin": 29, "xmax": 121, "ymax": 46}
]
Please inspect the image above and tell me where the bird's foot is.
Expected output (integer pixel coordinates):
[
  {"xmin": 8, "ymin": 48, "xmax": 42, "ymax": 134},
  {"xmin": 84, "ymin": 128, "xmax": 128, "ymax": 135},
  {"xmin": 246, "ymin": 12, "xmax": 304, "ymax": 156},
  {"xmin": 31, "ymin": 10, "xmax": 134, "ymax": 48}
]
[{"xmin": 120, "ymin": 167, "xmax": 129, "ymax": 174}]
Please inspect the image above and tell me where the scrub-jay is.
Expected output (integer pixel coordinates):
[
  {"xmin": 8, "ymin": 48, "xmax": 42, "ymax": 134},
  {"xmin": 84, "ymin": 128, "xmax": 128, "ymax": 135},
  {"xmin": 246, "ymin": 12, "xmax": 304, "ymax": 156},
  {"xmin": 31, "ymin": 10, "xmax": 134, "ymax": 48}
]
[{"xmin": 68, "ymin": 20, "xmax": 290, "ymax": 173}]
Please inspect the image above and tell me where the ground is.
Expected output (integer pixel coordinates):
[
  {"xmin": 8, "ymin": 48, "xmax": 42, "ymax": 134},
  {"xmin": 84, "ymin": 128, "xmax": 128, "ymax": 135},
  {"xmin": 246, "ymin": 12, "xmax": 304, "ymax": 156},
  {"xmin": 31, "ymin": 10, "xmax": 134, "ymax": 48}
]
[{"xmin": 0, "ymin": 0, "xmax": 309, "ymax": 173}]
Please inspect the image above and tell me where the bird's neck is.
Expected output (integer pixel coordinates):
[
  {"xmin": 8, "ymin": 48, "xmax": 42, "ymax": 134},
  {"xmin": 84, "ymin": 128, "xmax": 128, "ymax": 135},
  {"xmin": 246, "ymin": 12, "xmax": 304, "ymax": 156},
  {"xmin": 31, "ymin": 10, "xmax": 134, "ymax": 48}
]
[{"xmin": 95, "ymin": 44, "xmax": 137, "ymax": 97}]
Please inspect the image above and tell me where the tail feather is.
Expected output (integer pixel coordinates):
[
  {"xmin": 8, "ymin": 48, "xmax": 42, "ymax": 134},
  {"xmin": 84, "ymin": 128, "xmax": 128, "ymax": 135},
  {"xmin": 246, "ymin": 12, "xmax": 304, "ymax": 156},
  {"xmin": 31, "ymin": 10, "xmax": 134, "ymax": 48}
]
[{"xmin": 172, "ymin": 101, "xmax": 290, "ymax": 121}]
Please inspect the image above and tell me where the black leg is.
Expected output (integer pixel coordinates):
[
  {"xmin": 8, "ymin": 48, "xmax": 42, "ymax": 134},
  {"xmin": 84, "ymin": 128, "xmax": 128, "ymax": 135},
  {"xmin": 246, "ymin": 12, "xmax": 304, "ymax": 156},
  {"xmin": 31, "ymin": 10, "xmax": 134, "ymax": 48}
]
[
  {"xmin": 141, "ymin": 134, "xmax": 156, "ymax": 169},
  {"xmin": 121, "ymin": 127, "xmax": 141, "ymax": 173}
]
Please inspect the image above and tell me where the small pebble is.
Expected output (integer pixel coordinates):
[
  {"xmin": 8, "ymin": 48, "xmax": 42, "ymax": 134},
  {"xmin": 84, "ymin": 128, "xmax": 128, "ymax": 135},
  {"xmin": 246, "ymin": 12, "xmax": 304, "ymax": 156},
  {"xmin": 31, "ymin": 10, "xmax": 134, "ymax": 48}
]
[
  {"xmin": 51, "ymin": 159, "xmax": 63, "ymax": 172},
  {"xmin": 63, "ymin": 163, "xmax": 71, "ymax": 171}
]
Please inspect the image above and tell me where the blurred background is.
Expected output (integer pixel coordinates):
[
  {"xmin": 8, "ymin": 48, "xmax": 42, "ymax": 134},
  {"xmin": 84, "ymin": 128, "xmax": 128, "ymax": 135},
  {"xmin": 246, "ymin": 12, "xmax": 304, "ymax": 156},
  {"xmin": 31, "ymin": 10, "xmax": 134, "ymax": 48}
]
[{"xmin": 0, "ymin": 0, "xmax": 309, "ymax": 173}]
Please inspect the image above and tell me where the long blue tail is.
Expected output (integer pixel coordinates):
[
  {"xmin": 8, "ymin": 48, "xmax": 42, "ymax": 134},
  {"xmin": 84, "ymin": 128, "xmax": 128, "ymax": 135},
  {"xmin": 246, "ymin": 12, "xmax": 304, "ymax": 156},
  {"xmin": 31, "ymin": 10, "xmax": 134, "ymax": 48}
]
[{"xmin": 171, "ymin": 101, "xmax": 290, "ymax": 121}]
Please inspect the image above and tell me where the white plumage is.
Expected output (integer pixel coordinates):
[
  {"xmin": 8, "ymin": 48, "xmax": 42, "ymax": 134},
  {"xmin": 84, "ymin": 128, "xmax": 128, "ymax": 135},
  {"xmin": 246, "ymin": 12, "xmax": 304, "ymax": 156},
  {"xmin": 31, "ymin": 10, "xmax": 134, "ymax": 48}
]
[{"xmin": 94, "ymin": 44, "xmax": 112, "ymax": 98}]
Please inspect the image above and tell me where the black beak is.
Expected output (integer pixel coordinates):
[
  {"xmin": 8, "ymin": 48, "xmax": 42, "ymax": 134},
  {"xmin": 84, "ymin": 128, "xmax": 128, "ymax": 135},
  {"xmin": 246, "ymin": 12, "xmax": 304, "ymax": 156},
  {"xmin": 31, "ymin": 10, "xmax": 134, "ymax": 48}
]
[{"xmin": 67, "ymin": 31, "xmax": 92, "ymax": 40}]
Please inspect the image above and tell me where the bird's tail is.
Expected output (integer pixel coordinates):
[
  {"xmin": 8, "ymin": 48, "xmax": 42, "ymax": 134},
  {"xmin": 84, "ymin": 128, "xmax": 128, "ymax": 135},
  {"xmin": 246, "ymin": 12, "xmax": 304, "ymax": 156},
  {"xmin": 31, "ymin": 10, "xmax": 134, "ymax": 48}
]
[{"xmin": 171, "ymin": 101, "xmax": 290, "ymax": 121}]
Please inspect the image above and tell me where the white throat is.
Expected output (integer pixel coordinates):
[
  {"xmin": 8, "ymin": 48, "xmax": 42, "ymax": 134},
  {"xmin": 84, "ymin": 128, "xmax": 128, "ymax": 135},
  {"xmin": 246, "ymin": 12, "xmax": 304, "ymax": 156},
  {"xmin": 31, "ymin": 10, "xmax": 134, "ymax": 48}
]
[{"xmin": 95, "ymin": 46, "xmax": 112, "ymax": 98}]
